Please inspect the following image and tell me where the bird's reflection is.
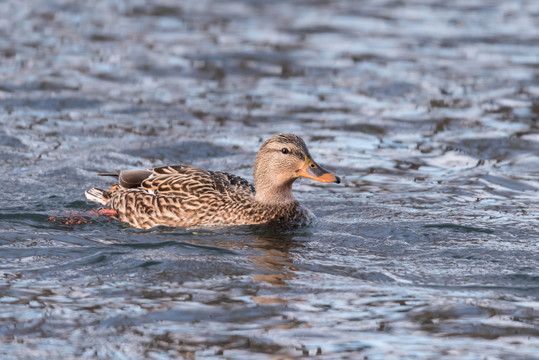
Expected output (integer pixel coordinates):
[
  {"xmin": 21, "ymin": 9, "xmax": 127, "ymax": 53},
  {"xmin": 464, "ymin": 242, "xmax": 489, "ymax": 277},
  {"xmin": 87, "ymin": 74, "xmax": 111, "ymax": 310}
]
[
  {"xmin": 133, "ymin": 225, "xmax": 310, "ymax": 288},
  {"xmin": 248, "ymin": 231, "xmax": 301, "ymax": 286},
  {"xmin": 208, "ymin": 227, "xmax": 303, "ymax": 286},
  {"xmin": 167, "ymin": 226, "xmax": 305, "ymax": 286}
]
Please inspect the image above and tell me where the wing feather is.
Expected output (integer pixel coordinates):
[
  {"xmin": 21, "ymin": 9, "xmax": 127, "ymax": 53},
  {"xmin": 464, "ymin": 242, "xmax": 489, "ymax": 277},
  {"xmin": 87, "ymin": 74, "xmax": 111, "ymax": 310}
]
[{"xmin": 140, "ymin": 165, "xmax": 255, "ymax": 198}]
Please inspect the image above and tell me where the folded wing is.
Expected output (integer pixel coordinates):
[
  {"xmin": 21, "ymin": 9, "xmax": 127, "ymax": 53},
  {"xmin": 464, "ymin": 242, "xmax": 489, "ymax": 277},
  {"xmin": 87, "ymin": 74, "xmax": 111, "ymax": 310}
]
[{"xmin": 134, "ymin": 165, "xmax": 255, "ymax": 198}]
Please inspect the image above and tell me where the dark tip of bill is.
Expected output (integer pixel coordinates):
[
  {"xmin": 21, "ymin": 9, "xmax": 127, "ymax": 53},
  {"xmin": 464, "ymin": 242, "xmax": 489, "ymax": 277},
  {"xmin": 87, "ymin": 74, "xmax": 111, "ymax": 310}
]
[{"xmin": 335, "ymin": 175, "xmax": 341, "ymax": 184}]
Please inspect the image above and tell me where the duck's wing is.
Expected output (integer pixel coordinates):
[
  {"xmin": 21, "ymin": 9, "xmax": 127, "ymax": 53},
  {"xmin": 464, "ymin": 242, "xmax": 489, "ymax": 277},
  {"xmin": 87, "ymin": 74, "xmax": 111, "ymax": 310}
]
[
  {"xmin": 97, "ymin": 169, "xmax": 153, "ymax": 188},
  {"xmin": 139, "ymin": 165, "xmax": 255, "ymax": 197}
]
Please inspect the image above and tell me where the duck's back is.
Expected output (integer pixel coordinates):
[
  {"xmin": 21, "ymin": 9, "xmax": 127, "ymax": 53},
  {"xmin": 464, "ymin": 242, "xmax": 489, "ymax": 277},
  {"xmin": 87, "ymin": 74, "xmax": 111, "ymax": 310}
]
[
  {"xmin": 142, "ymin": 165, "xmax": 255, "ymax": 198},
  {"xmin": 97, "ymin": 165, "xmax": 263, "ymax": 228}
]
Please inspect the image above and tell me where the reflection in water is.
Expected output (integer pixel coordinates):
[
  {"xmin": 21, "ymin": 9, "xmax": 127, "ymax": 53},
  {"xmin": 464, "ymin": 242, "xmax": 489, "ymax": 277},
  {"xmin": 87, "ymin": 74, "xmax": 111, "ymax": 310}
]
[
  {"xmin": 176, "ymin": 228, "xmax": 302, "ymax": 287},
  {"xmin": 249, "ymin": 233, "xmax": 299, "ymax": 287}
]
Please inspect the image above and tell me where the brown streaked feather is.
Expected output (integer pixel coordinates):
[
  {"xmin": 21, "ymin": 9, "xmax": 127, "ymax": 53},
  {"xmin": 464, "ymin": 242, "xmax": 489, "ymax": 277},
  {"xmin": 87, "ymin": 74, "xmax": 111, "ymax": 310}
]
[
  {"xmin": 93, "ymin": 165, "xmax": 270, "ymax": 229},
  {"xmin": 139, "ymin": 166, "xmax": 255, "ymax": 197}
]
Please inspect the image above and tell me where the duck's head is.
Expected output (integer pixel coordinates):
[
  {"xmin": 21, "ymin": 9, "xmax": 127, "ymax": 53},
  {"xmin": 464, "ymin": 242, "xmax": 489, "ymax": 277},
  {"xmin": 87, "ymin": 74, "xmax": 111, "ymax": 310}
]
[{"xmin": 253, "ymin": 133, "xmax": 340, "ymax": 203}]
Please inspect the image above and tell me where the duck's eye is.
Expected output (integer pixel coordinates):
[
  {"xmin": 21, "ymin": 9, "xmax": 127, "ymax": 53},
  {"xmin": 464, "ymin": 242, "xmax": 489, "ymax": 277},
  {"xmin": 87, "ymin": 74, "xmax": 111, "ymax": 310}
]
[{"xmin": 281, "ymin": 148, "xmax": 289, "ymax": 154}]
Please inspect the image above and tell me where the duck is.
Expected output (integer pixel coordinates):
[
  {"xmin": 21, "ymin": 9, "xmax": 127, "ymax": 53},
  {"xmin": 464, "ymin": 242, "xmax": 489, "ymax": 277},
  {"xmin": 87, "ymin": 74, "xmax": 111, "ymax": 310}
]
[{"xmin": 85, "ymin": 133, "xmax": 341, "ymax": 229}]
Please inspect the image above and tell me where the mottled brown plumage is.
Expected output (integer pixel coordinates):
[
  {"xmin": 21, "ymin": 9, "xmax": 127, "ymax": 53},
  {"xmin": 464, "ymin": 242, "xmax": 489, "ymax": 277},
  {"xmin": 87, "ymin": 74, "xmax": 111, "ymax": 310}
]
[{"xmin": 85, "ymin": 134, "xmax": 340, "ymax": 229}]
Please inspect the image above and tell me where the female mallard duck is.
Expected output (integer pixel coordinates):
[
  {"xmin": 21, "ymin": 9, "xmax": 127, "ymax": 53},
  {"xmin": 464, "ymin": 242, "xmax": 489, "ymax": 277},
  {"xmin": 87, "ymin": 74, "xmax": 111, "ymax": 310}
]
[{"xmin": 85, "ymin": 133, "xmax": 340, "ymax": 229}]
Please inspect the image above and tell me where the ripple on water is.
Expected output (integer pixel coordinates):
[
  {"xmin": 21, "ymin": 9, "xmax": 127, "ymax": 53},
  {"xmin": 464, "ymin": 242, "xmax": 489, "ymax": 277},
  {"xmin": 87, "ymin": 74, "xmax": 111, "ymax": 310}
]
[{"xmin": 0, "ymin": 0, "xmax": 538, "ymax": 358}]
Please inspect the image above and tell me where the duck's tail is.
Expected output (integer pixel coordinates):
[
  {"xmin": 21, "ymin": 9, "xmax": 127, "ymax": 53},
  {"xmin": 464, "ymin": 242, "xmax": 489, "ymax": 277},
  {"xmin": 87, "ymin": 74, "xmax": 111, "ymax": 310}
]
[{"xmin": 85, "ymin": 188, "xmax": 109, "ymax": 206}]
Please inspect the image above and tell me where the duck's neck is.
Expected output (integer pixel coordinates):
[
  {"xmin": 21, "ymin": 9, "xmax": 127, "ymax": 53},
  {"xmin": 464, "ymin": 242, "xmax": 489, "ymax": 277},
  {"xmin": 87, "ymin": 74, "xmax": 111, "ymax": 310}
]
[
  {"xmin": 252, "ymin": 151, "xmax": 298, "ymax": 205},
  {"xmin": 254, "ymin": 180, "xmax": 297, "ymax": 205}
]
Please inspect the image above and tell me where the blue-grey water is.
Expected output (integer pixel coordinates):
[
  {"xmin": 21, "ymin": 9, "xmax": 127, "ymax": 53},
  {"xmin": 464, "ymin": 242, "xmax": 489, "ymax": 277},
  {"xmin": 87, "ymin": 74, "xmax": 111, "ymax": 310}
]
[{"xmin": 1, "ymin": 0, "xmax": 538, "ymax": 359}]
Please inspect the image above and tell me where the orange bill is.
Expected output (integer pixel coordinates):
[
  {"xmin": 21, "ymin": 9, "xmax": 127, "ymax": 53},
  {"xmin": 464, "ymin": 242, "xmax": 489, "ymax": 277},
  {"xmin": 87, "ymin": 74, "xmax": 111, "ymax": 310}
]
[{"xmin": 297, "ymin": 157, "xmax": 341, "ymax": 183}]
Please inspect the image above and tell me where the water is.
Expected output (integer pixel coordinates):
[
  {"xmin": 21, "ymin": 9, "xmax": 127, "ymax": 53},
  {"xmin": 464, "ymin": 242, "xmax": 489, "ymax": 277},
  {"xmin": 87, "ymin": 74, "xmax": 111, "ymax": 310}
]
[{"xmin": 1, "ymin": 0, "xmax": 538, "ymax": 358}]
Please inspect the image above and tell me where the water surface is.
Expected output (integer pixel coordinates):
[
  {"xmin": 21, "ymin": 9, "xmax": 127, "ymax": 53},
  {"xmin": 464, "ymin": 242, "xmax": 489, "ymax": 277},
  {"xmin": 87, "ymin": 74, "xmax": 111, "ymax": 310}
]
[{"xmin": 1, "ymin": 0, "xmax": 538, "ymax": 359}]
